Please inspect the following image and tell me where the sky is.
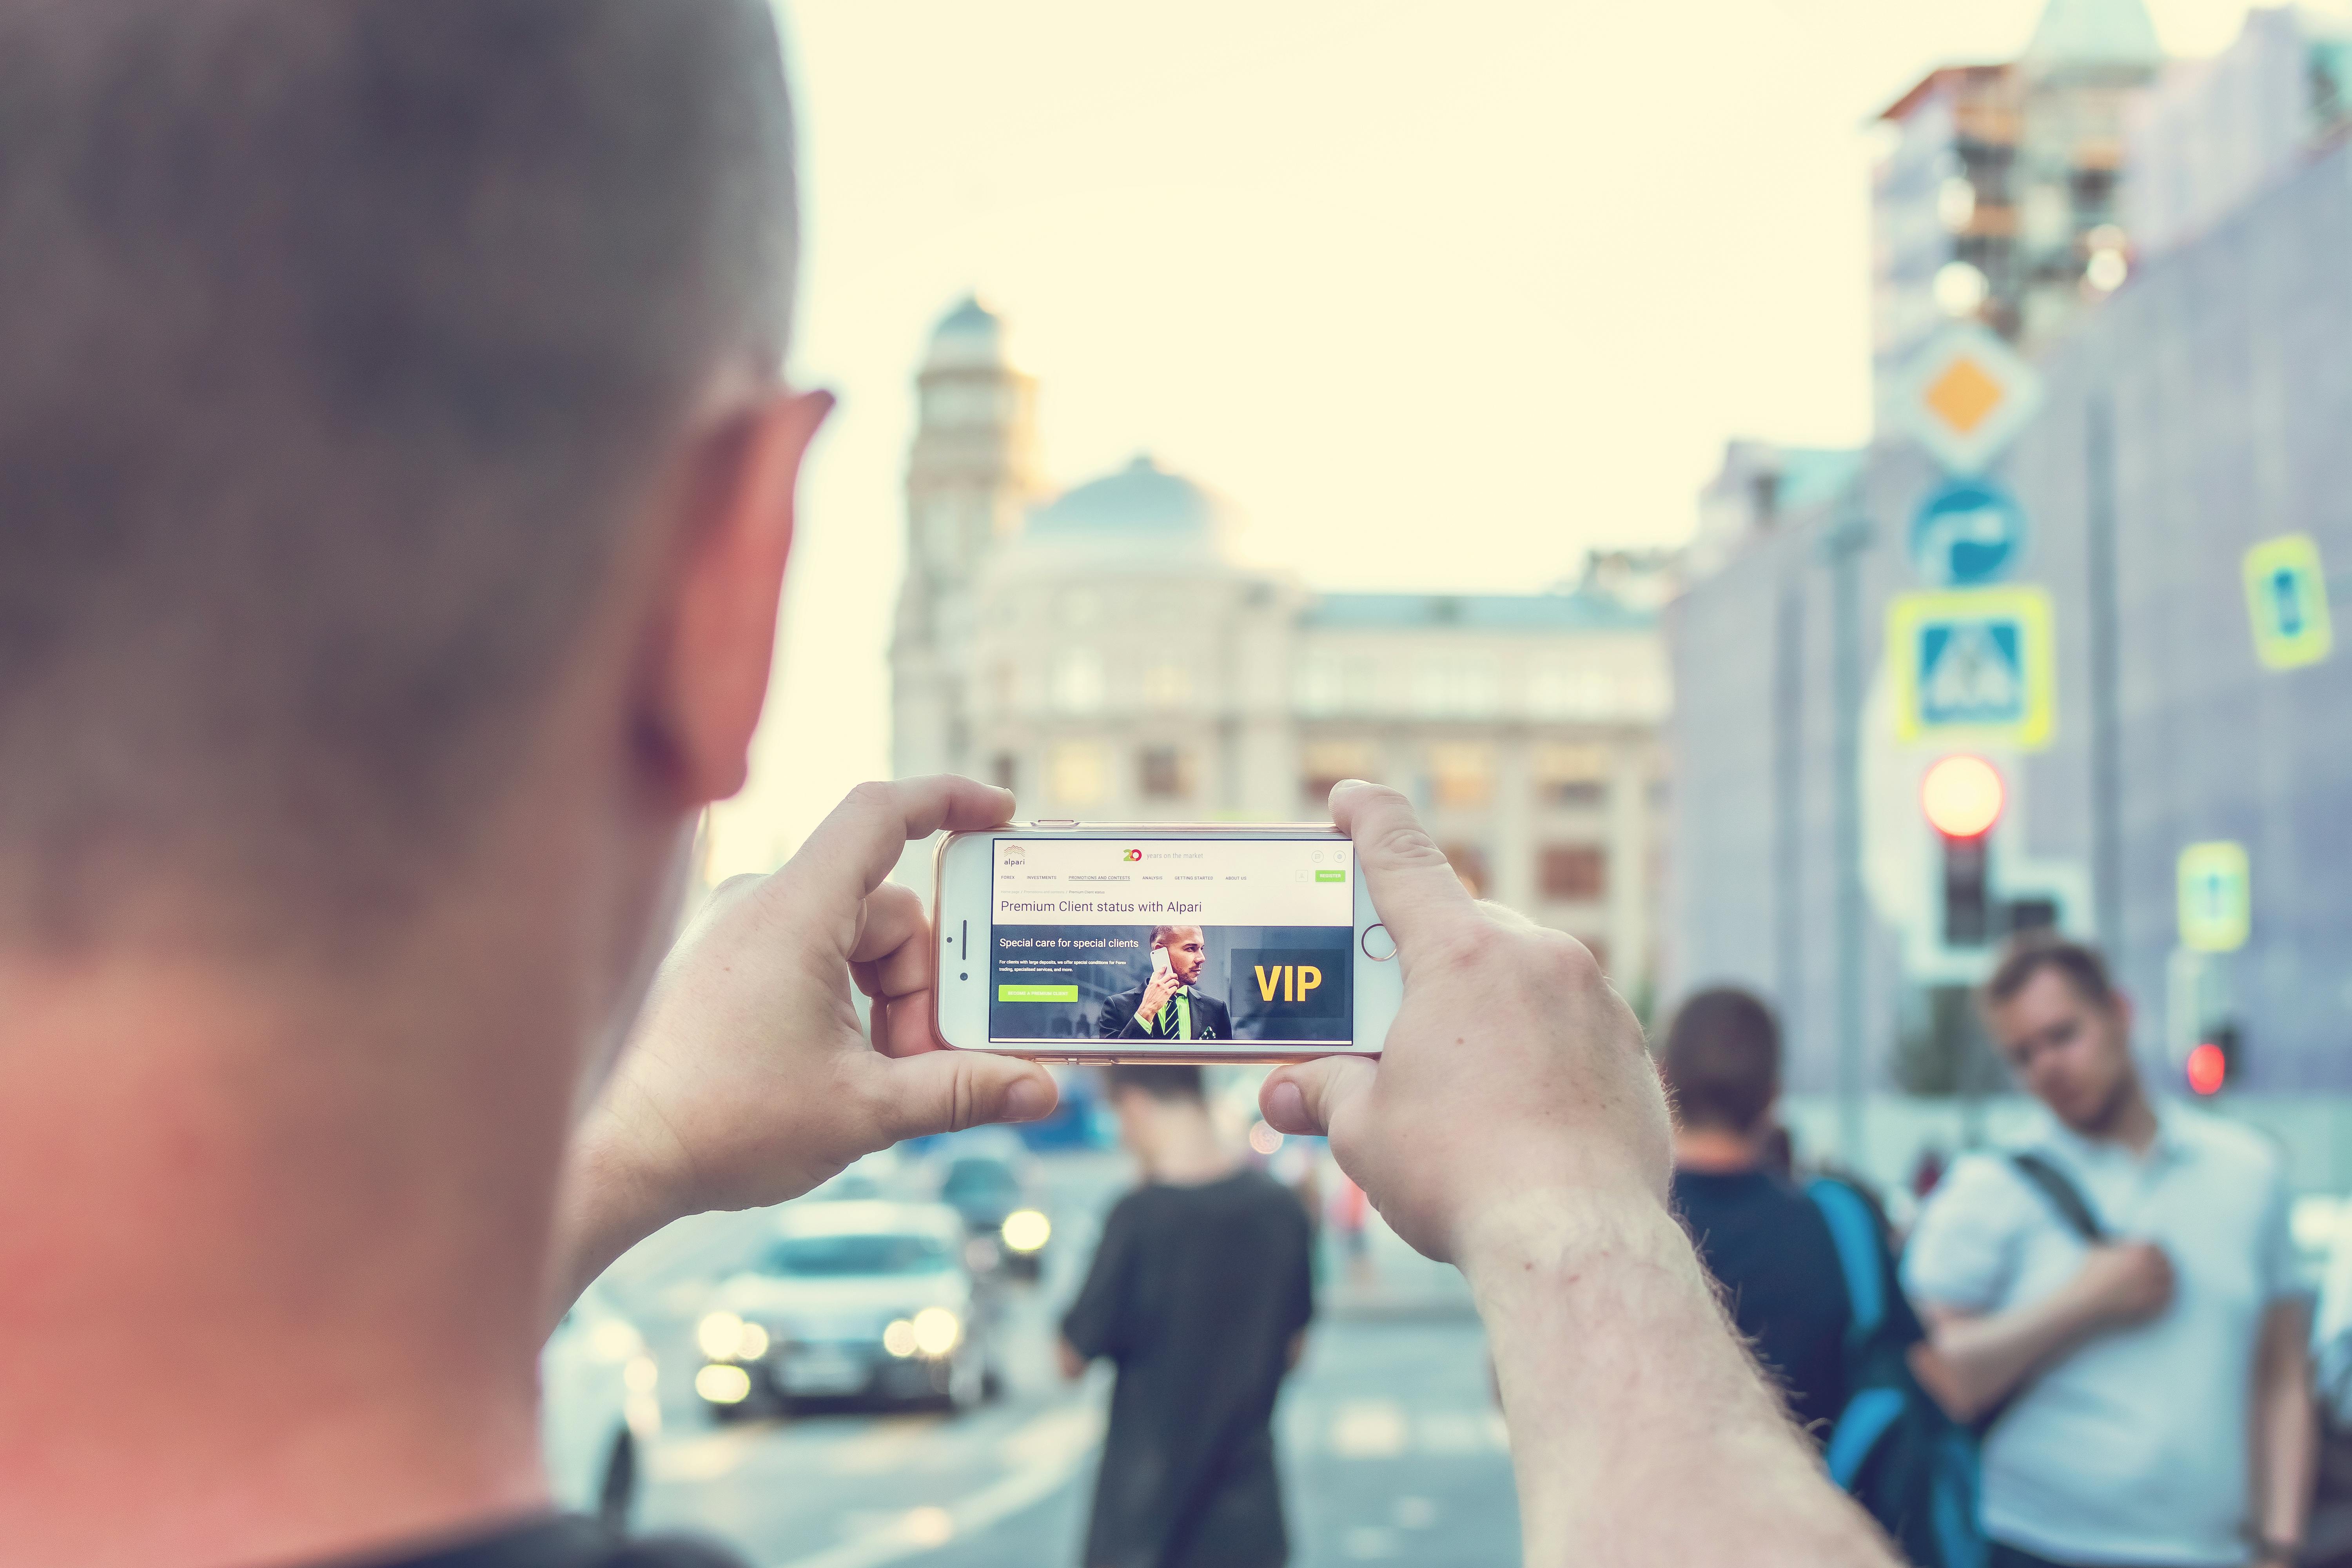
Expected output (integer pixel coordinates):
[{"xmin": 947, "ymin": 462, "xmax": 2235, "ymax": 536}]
[{"xmin": 709, "ymin": 0, "xmax": 2266, "ymax": 876}]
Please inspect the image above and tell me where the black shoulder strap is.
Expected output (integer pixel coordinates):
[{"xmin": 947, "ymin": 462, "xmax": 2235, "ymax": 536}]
[{"xmin": 2009, "ymin": 1151, "xmax": 2106, "ymax": 1242}]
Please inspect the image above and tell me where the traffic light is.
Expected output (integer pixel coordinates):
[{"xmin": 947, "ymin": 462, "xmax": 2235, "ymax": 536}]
[
  {"xmin": 2186, "ymin": 1025, "xmax": 2240, "ymax": 1096},
  {"xmin": 1922, "ymin": 755, "xmax": 2004, "ymax": 948}
]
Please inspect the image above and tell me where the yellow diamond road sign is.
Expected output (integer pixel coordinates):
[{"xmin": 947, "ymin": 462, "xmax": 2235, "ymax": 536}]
[{"xmin": 1897, "ymin": 324, "xmax": 2045, "ymax": 474}]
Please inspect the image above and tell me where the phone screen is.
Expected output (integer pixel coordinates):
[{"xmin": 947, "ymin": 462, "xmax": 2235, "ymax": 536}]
[{"xmin": 988, "ymin": 837, "xmax": 1356, "ymax": 1047}]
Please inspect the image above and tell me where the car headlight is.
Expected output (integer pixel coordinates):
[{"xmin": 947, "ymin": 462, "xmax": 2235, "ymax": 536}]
[
  {"xmin": 882, "ymin": 1318, "xmax": 918, "ymax": 1358},
  {"xmin": 912, "ymin": 1306, "xmax": 962, "ymax": 1357},
  {"xmin": 697, "ymin": 1310, "xmax": 745, "ymax": 1361},
  {"xmin": 694, "ymin": 1363, "xmax": 751, "ymax": 1404},
  {"xmin": 1000, "ymin": 1209, "xmax": 1051, "ymax": 1253},
  {"xmin": 735, "ymin": 1321, "xmax": 770, "ymax": 1360},
  {"xmin": 623, "ymin": 1354, "xmax": 659, "ymax": 1394}
]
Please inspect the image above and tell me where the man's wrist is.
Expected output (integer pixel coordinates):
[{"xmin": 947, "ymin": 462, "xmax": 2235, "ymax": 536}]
[{"xmin": 1454, "ymin": 1179, "xmax": 1686, "ymax": 1300}]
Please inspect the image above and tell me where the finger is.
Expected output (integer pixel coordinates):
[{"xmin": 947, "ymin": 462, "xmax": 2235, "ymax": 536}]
[
  {"xmin": 783, "ymin": 775, "xmax": 1015, "ymax": 919},
  {"xmin": 873, "ymin": 993, "xmax": 946, "ymax": 1059},
  {"xmin": 1329, "ymin": 780, "xmax": 1480, "ymax": 957},
  {"xmin": 1261, "ymin": 1054, "xmax": 1377, "ymax": 1139},
  {"xmin": 850, "ymin": 883, "xmax": 929, "ymax": 966},
  {"xmin": 855, "ymin": 1047, "xmax": 1059, "ymax": 1142}
]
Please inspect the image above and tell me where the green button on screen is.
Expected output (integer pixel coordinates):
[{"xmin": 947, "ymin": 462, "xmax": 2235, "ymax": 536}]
[
  {"xmin": 1315, "ymin": 869, "xmax": 1347, "ymax": 882},
  {"xmin": 998, "ymin": 984, "xmax": 1079, "ymax": 1002}
]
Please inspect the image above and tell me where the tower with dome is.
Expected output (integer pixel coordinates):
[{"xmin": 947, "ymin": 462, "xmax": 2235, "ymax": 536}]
[{"xmin": 892, "ymin": 298, "xmax": 1676, "ymax": 993}]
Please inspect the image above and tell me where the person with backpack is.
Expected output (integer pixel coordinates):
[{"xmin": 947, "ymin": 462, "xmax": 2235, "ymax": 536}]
[
  {"xmin": 1904, "ymin": 936, "xmax": 2312, "ymax": 1568},
  {"xmin": 1662, "ymin": 989, "xmax": 1984, "ymax": 1566}
]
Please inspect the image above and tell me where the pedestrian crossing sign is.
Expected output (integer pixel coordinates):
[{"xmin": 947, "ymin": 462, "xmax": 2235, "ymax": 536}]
[
  {"xmin": 1888, "ymin": 586, "xmax": 2055, "ymax": 749},
  {"xmin": 2177, "ymin": 841, "xmax": 2250, "ymax": 953},
  {"xmin": 2241, "ymin": 534, "xmax": 2332, "ymax": 670}
]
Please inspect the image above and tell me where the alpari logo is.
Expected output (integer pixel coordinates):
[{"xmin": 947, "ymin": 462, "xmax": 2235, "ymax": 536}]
[
  {"xmin": 1001, "ymin": 844, "xmax": 1025, "ymax": 865},
  {"xmin": 1123, "ymin": 848, "xmax": 1143, "ymax": 862}
]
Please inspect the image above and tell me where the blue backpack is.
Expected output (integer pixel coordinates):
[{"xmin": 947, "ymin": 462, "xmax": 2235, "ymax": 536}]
[{"xmin": 1807, "ymin": 1177, "xmax": 1987, "ymax": 1568}]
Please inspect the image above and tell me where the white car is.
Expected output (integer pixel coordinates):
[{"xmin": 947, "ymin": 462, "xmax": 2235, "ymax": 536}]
[
  {"xmin": 541, "ymin": 1279, "xmax": 661, "ymax": 1525},
  {"xmin": 692, "ymin": 1201, "xmax": 998, "ymax": 1417}
]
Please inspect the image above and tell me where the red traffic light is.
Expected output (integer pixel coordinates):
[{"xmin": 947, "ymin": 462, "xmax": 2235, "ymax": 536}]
[
  {"xmin": 1922, "ymin": 754, "xmax": 2004, "ymax": 839},
  {"xmin": 2186, "ymin": 1041, "xmax": 2227, "ymax": 1096}
]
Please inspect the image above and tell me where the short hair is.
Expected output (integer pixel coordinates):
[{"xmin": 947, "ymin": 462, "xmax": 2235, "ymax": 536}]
[
  {"xmin": 0, "ymin": 0, "xmax": 795, "ymax": 949},
  {"xmin": 1984, "ymin": 933, "xmax": 2117, "ymax": 1012},
  {"xmin": 1660, "ymin": 987, "xmax": 1780, "ymax": 1134},
  {"xmin": 1151, "ymin": 925, "xmax": 1202, "ymax": 950},
  {"xmin": 1107, "ymin": 1063, "xmax": 1205, "ymax": 1103}
]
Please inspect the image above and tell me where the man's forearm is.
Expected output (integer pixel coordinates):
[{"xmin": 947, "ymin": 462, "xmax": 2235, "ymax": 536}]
[
  {"xmin": 1462, "ymin": 1191, "xmax": 1898, "ymax": 1568},
  {"xmin": 1924, "ymin": 1289, "xmax": 2108, "ymax": 1421},
  {"xmin": 2254, "ymin": 1313, "xmax": 2316, "ymax": 1554}
]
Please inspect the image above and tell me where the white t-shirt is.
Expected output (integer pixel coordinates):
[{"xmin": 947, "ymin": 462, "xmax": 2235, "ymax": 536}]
[{"xmin": 1903, "ymin": 1103, "xmax": 2298, "ymax": 1567}]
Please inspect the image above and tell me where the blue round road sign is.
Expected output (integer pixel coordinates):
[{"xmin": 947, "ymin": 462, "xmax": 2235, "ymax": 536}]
[{"xmin": 1909, "ymin": 478, "xmax": 2026, "ymax": 586}]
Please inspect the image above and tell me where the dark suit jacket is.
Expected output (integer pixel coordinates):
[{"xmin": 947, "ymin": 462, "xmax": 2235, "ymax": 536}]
[{"xmin": 1097, "ymin": 982, "xmax": 1232, "ymax": 1042}]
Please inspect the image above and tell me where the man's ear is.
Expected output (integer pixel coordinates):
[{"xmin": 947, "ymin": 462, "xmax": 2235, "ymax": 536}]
[{"xmin": 634, "ymin": 387, "xmax": 833, "ymax": 808}]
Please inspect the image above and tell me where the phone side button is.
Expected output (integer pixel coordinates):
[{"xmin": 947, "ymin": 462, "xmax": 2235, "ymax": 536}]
[{"xmin": 1359, "ymin": 924, "xmax": 1397, "ymax": 962}]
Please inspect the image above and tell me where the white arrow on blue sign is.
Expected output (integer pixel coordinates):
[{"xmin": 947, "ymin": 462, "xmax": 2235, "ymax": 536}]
[{"xmin": 1909, "ymin": 477, "xmax": 2026, "ymax": 587}]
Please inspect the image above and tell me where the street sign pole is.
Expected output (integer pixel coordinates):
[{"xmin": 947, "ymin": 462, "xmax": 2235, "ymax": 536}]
[
  {"xmin": 2087, "ymin": 396, "xmax": 2124, "ymax": 947},
  {"xmin": 1821, "ymin": 504, "xmax": 1876, "ymax": 1170}
]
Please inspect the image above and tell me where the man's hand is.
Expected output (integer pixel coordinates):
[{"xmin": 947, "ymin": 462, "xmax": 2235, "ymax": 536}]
[
  {"xmin": 553, "ymin": 777, "xmax": 1057, "ymax": 1306},
  {"xmin": 1258, "ymin": 781, "xmax": 1671, "ymax": 1265},
  {"xmin": 2071, "ymin": 1240, "xmax": 2174, "ymax": 1327},
  {"xmin": 1133, "ymin": 968, "xmax": 1181, "ymax": 1033},
  {"xmin": 1261, "ymin": 783, "xmax": 1898, "ymax": 1565}
]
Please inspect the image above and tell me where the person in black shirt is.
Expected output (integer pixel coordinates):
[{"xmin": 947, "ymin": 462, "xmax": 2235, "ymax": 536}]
[
  {"xmin": 1060, "ymin": 1066, "xmax": 1314, "ymax": 1568},
  {"xmin": 1662, "ymin": 987, "xmax": 1923, "ymax": 1436}
]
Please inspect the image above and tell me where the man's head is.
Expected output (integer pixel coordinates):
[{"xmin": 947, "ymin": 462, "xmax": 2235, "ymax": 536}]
[
  {"xmin": 1106, "ymin": 1063, "xmax": 1208, "ymax": 1158},
  {"xmin": 0, "ymin": 0, "xmax": 803, "ymax": 959},
  {"xmin": 1659, "ymin": 987, "xmax": 1780, "ymax": 1138},
  {"xmin": 1981, "ymin": 935, "xmax": 2138, "ymax": 1134},
  {"xmin": 1153, "ymin": 925, "xmax": 1207, "ymax": 985}
]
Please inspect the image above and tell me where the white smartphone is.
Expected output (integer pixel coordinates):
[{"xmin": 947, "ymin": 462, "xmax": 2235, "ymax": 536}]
[{"xmin": 932, "ymin": 823, "xmax": 1401, "ymax": 1064}]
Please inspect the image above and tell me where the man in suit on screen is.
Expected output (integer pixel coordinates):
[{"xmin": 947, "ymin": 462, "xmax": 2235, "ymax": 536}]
[{"xmin": 1100, "ymin": 926, "xmax": 1231, "ymax": 1042}]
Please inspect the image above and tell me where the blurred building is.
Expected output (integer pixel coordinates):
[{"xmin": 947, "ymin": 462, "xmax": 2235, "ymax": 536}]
[
  {"xmin": 890, "ymin": 299, "xmax": 1673, "ymax": 992},
  {"xmin": 1872, "ymin": 0, "xmax": 2162, "ymax": 421},
  {"xmin": 2123, "ymin": 2, "xmax": 2352, "ymax": 258},
  {"xmin": 1672, "ymin": 108, "xmax": 2352, "ymax": 1102}
]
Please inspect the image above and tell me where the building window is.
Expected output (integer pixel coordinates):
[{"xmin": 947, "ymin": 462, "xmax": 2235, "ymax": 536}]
[
  {"xmin": 1301, "ymin": 739, "xmax": 1377, "ymax": 807},
  {"xmin": 1428, "ymin": 742, "xmax": 1494, "ymax": 809},
  {"xmin": 1296, "ymin": 655, "xmax": 1343, "ymax": 715},
  {"xmin": 1410, "ymin": 658, "xmax": 1497, "ymax": 717},
  {"xmin": 1539, "ymin": 845, "xmax": 1608, "ymax": 902},
  {"xmin": 1530, "ymin": 662, "xmax": 1619, "ymax": 719},
  {"xmin": 1047, "ymin": 741, "xmax": 1107, "ymax": 808},
  {"xmin": 1537, "ymin": 742, "xmax": 1610, "ymax": 809},
  {"xmin": 1137, "ymin": 745, "xmax": 1190, "ymax": 800},
  {"xmin": 991, "ymin": 752, "xmax": 1018, "ymax": 794},
  {"xmin": 1442, "ymin": 843, "xmax": 1491, "ymax": 899},
  {"xmin": 1049, "ymin": 649, "xmax": 1104, "ymax": 715},
  {"xmin": 1144, "ymin": 663, "xmax": 1193, "ymax": 710}
]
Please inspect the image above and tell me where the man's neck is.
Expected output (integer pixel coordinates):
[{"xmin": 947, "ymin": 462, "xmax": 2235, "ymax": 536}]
[
  {"xmin": 0, "ymin": 949, "xmax": 571, "ymax": 1568},
  {"xmin": 1673, "ymin": 1125, "xmax": 1761, "ymax": 1174},
  {"xmin": 1136, "ymin": 1104, "xmax": 1240, "ymax": 1186},
  {"xmin": 2065, "ymin": 1076, "xmax": 2161, "ymax": 1156}
]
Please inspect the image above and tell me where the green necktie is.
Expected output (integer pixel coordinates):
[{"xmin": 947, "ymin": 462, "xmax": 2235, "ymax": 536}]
[{"xmin": 1157, "ymin": 992, "xmax": 1192, "ymax": 1040}]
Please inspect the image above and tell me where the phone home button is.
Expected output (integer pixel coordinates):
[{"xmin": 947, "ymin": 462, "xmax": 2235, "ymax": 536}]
[{"xmin": 1359, "ymin": 924, "xmax": 1397, "ymax": 962}]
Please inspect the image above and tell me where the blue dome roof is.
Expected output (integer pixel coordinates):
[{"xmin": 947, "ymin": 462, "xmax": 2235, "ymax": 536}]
[
  {"xmin": 925, "ymin": 295, "xmax": 1010, "ymax": 371},
  {"xmin": 1029, "ymin": 456, "xmax": 1222, "ymax": 538}
]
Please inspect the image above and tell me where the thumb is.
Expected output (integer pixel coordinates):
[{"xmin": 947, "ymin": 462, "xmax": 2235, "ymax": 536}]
[
  {"xmin": 859, "ymin": 1050, "xmax": 1060, "ymax": 1145},
  {"xmin": 1261, "ymin": 1055, "xmax": 1376, "ymax": 1140}
]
